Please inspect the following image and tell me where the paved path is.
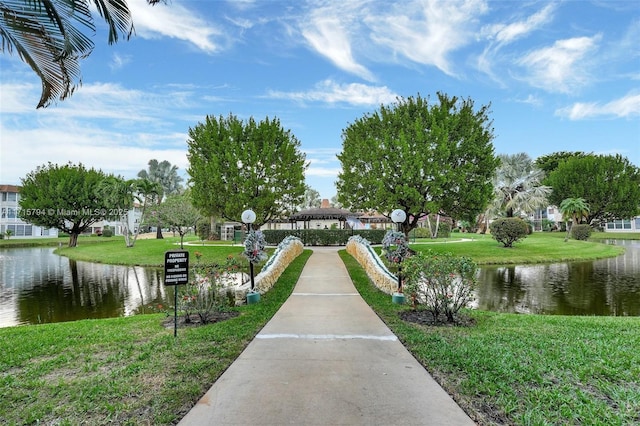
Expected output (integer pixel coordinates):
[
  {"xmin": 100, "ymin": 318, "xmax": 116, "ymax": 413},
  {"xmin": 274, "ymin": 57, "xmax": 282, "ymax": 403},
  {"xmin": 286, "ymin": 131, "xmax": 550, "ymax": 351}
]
[{"xmin": 178, "ymin": 247, "xmax": 475, "ymax": 425}]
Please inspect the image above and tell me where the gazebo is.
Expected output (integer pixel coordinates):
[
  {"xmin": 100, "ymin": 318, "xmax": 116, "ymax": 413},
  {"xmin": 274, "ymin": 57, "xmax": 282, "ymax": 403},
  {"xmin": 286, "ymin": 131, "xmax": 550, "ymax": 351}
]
[{"xmin": 289, "ymin": 206, "xmax": 355, "ymax": 229}]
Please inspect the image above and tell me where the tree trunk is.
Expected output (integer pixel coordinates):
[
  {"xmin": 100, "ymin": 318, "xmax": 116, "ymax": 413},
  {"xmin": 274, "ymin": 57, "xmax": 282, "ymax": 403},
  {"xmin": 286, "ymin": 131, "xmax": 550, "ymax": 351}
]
[
  {"xmin": 156, "ymin": 225, "xmax": 163, "ymax": 239},
  {"xmin": 69, "ymin": 232, "xmax": 79, "ymax": 247}
]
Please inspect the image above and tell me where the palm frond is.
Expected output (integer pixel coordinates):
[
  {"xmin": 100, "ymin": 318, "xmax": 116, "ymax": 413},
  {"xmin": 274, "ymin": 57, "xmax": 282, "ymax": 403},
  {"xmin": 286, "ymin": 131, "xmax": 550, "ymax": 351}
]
[{"xmin": 0, "ymin": 0, "xmax": 161, "ymax": 108}]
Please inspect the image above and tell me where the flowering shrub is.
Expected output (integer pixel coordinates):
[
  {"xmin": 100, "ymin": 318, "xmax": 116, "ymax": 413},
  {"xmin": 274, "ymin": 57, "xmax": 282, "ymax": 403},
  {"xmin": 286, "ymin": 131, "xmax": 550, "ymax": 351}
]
[
  {"xmin": 181, "ymin": 255, "xmax": 242, "ymax": 324},
  {"xmin": 402, "ymin": 251, "xmax": 477, "ymax": 323},
  {"xmin": 381, "ymin": 230, "xmax": 410, "ymax": 264},
  {"xmin": 243, "ymin": 230, "xmax": 268, "ymax": 264}
]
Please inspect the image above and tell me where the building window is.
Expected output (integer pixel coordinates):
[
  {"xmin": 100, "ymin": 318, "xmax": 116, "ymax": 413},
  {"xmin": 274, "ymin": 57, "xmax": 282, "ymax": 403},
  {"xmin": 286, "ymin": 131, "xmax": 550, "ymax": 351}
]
[
  {"xmin": 7, "ymin": 208, "xmax": 16, "ymax": 219},
  {"xmin": 606, "ymin": 219, "xmax": 632, "ymax": 230}
]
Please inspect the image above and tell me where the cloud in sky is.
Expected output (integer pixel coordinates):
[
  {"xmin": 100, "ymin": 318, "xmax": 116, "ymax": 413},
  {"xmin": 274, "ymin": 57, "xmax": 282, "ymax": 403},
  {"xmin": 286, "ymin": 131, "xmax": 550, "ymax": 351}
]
[
  {"xmin": 556, "ymin": 91, "xmax": 640, "ymax": 120},
  {"xmin": 301, "ymin": 2, "xmax": 375, "ymax": 81},
  {"xmin": 127, "ymin": 0, "xmax": 224, "ymax": 53},
  {"xmin": 517, "ymin": 35, "xmax": 602, "ymax": 94},
  {"xmin": 367, "ymin": 0, "xmax": 488, "ymax": 76},
  {"xmin": 267, "ymin": 79, "xmax": 397, "ymax": 105}
]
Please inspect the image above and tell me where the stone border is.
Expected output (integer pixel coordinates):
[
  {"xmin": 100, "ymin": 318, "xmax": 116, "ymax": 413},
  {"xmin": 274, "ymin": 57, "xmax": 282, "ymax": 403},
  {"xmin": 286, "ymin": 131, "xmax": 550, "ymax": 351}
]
[{"xmin": 345, "ymin": 235, "xmax": 398, "ymax": 295}]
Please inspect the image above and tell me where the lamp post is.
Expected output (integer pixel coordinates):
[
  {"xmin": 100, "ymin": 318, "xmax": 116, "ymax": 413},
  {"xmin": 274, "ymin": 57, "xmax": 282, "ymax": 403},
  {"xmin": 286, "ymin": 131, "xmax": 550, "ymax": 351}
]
[
  {"xmin": 391, "ymin": 209, "xmax": 406, "ymax": 293},
  {"xmin": 241, "ymin": 209, "xmax": 257, "ymax": 291}
]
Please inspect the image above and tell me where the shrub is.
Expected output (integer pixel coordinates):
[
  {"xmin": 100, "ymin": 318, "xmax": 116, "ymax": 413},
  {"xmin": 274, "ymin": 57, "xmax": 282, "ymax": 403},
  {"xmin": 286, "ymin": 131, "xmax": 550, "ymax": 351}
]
[
  {"xmin": 402, "ymin": 251, "xmax": 477, "ymax": 323},
  {"xmin": 183, "ymin": 256, "xmax": 241, "ymax": 323},
  {"xmin": 489, "ymin": 217, "xmax": 529, "ymax": 248},
  {"xmin": 102, "ymin": 228, "xmax": 113, "ymax": 237},
  {"xmin": 262, "ymin": 229, "xmax": 387, "ymax": 245},
  {"xmin": 571, "ymin": 224, "xmax": 592, "ymax": 241}
]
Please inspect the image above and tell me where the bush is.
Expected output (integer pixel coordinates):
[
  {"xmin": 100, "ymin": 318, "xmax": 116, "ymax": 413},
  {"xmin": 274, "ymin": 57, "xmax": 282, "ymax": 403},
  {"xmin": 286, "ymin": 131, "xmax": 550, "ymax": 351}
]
[
  {"xmin": 571, "ymin": 224, "xmax": 592, "ymax": 241},
  {"xmin": 489, "ymin": 217, "xmax": 529, "ymax": 248},
  {"xmin": 262, "ymin": 229, "xmax": 387, "ymax": 245},
  {"xmin": 183, "ymin": 256, "xmax": 241, "ymax": 323},
  {"xmin": 102, "ymin": 228, "xmax": 113, "ymax": 237},
  {"xmin": 402, "ymin": 251, "xmax": 477, "ymax": 323}
]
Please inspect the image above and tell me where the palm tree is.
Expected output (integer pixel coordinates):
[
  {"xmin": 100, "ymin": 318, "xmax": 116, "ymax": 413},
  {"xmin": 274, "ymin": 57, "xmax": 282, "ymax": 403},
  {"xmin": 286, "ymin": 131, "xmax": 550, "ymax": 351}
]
[
  {"xmin": 0, "ymin": 0, "xmax": 161, "ymax": 108},
  {"xmin": 138, "ymin": 159, "xmax": 184, "ymax": 239},
  {"xmin": 490, "ymin": 153, "xmax": 552, "ymax": 218},
  {"xmin": 559, "ymin": 197, "xmax": 590, "ymax": 242}
]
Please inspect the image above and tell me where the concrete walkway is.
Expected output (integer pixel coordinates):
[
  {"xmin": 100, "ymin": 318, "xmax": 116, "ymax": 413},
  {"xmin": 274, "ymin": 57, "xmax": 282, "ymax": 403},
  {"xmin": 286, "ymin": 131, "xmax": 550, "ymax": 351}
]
[{"xmin": 178, "ymin": 247, "xmax": 475, "ymax": 425}]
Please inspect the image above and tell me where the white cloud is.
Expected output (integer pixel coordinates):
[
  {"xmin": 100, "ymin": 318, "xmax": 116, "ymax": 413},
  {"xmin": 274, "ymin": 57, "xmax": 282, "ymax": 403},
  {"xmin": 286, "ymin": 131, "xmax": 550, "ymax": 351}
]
[
  {"xmin": 127, "ymin": 0, "xmax": 224, "ymax": 53},
  {"xmin": 0, "ymin": 78, "xmax": 193, "ymax": 185},
  {"xmin": 367, "ymin": 0, "xmax": 488, "ymax": 76},
  {"xmin": 555, "ymin": 92, "xmax": 640, "ymax": 119},
  {"xmin": 301, "ymin": 3, "xmax": 375, "ymax": 81},
  {"xmin": 267, "ymin": 79, "xmax": 397, "ymax": 106},
  {"xmin": 477, "ymin": 4, "xmax": 555, "ymax": 83},
  {"xmin": 517, "ymin": 35, "xmax": 601, "ymax": 93},
  {"xmin": 484, "ymin": 4, "xmax": 555, "ymax": 45},
  {"xmin": 109, "ymin": 53, "xmax": 131, "ymax": 71}
]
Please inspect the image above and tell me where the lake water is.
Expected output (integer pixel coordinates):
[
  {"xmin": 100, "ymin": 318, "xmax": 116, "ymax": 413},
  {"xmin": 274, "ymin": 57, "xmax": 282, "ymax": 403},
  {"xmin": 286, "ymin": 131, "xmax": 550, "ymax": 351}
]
[
  {"xmin": 0, "ymin": 247, "xmax": 172, "ymax": 328},
  {"xmin": 1, "ymin": 240, "xmax": 639, "ymax": 328}
]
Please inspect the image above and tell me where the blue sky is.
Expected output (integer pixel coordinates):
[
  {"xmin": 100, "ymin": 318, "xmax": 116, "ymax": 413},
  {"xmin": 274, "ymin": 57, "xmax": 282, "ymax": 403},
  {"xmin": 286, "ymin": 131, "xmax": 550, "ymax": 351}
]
[{"xmin": 1, "ymin": 0, "xmax": 639, "ymax": 200}]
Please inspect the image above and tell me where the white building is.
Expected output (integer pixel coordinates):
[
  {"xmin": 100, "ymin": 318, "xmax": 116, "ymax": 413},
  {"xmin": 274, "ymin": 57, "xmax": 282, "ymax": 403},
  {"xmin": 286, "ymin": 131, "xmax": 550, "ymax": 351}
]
[{"xmin": 0, "ymin": 185, "xmax": 58, "ymax": 238}]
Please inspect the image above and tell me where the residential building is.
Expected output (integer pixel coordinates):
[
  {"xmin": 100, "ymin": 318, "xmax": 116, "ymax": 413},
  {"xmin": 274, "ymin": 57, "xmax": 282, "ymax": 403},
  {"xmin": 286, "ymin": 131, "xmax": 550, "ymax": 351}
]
[{"xmin": 0, "ymin": 185, "xmax": 58, "ymax": 238}]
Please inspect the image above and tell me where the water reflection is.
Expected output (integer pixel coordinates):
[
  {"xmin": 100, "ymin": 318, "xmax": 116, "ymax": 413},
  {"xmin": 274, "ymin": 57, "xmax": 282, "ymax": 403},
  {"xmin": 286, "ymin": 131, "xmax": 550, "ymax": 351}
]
[
  {"xmin": 1, "ymin": 240, "xmax": 639, "ymax": 327},
  {"xmin": 474, "ymin": 240, "xmax": 640, "ymax": 316},
  {"xmin": 0, "ymin": 247, "xmax": 171, "ymax": 328}
]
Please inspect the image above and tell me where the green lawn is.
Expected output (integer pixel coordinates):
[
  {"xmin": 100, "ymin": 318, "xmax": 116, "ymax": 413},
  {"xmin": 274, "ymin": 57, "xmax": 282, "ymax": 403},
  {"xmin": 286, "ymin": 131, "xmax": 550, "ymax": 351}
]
[
  {"xmin": 0, "ymin": 233, "xmax": 637, "ymax": 425},
  {"xmin": 54, "ymin": 236, "xmax": 253, "ymax": 267},
  {"xmin": 0, "ymin": 250, "xmax": 313, "ymax": 425},
  {"xmin": 340, "ymin": 250, "xmax": 640, "ymax": 425},
  {"xmin": 408, "ymin": 232, "xmax": 625, "ymax": 264}
]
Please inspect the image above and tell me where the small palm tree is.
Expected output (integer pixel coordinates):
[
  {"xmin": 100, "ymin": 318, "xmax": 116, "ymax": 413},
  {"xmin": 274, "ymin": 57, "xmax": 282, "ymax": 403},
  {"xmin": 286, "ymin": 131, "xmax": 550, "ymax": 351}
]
[
  {"xmin": 490, "ymin": 153, "xmax": 551, "ymax": 218},
  {"xmin": 559, "ymin": 197, "xmax": 590, "ymax": 242}
]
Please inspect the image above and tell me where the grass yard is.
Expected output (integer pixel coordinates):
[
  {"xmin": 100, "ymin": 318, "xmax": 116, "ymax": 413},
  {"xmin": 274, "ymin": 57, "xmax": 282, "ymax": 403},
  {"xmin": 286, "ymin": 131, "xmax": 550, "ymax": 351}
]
[
  {"xmin": 409, "ymin": 232, "xmax": 625, "ymax": 264},
  {"xmin": 0, "ymin": 250, "xmax": 312, "ymax": 425},
  {"xmin": 340, "ymin": 250, "xmax": 640, "ymax": 425},
  {"xmin": 54, "ymin": 236, "xmax": 254, "ymax": 267}
]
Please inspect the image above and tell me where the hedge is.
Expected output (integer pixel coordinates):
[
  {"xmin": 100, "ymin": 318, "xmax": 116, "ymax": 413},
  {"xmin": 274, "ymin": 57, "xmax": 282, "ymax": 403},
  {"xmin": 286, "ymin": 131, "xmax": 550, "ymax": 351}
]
[{"xmin": 262, "ymin": 229, "xmax": 387, "ymax": 246}]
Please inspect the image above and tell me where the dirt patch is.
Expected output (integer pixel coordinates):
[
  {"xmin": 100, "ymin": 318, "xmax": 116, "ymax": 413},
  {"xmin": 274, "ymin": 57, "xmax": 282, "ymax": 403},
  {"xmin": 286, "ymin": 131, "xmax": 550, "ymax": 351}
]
[
  {"xmin": 162, "ymin": 311, "xmax": 240, "ymax": 329},
  {"xmin": 399, "ymin": 309, "xmax": 476, "ymax": 327}
]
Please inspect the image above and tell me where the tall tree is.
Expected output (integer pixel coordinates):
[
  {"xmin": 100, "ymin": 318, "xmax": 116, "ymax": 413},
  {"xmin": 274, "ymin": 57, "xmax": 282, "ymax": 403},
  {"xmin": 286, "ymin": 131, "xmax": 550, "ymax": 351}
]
[
  {"xmin": 336, "ymin": 92, "xmax": 499, "ymax": 235},
  {"xmin": 490, "ymin": 153, "xmax": 551, "ymax": 218},
  {"xmin": 187, "ymin": 114, "xmax": 308, "ymax": 226},
  {"xmin": 18, "ymin": 162, "xmax": 112, "ymax": 247},
  {"xmin": 0, "ymin": 0, "xmax": 161, "ymax": 108},
  {"xmin": 546, "ymin": 154, "xmax": 640, "ymax": 226},
  {"xmin": 157, "ymin": 191, "xmax": 202, "ymax": 249},
  {"xmin": 300, "ymin": 186, "xmax": 321, "ymax": 210},
  {"xmin": 138, "ymin": 159, "xmax": 184, "ymax": 238},
  {"xmin": 559, "ymin": 197, "xmax": 590, "ymax": 242},
  {"xmin": 535, "ymin": 151, "xmax": 588, "ymax": 176},
  {"xmin": 95, "ymin": 176, "xmax": 160, "ymax": 247}
]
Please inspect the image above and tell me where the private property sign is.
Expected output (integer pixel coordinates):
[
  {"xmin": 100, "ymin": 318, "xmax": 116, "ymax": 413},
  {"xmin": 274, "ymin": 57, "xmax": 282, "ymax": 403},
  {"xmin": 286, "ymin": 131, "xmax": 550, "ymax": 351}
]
[{"xmin": 164, "ymin": 250, "xmax": 189, "ymax": 286}]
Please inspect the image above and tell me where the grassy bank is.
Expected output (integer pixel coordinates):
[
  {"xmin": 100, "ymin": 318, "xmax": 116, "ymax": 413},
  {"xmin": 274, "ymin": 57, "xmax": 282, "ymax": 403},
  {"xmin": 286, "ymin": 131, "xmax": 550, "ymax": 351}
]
[
  {"xmin": 409, "ymin": 232, "xmax": 625, "ymax": 264},
  {"xmin": 0, "ymin": 250, "xmax": 312, "ymax": 425},
  {"xmin": 47, "ymin": 231, "xmax": 628, "ymax": 267},
  {"xmin": 54, "ymin": 236, "xmax": 251, "ymax": 267},
  {"xmin": 340, "ymin": 251, "xmax": 640, "ymax": 425}
]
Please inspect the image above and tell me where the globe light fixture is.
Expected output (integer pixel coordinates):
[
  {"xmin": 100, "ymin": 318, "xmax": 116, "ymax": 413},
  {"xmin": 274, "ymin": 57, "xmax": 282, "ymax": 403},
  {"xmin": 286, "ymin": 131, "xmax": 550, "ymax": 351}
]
[
  {"xmin": 241, "ymin": 209, "xmax": 256, "ymax": 228},
  {"xmin": 391, "ymin": 209, "xmax": 406, "ymax": 230}
]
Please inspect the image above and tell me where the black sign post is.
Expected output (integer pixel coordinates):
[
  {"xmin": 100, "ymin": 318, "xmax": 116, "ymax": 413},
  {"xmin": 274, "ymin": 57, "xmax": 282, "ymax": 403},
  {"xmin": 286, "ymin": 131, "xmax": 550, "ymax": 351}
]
[{"xmin": 164, "ymin": 250, "xmax": 189, "ymax": 337}]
